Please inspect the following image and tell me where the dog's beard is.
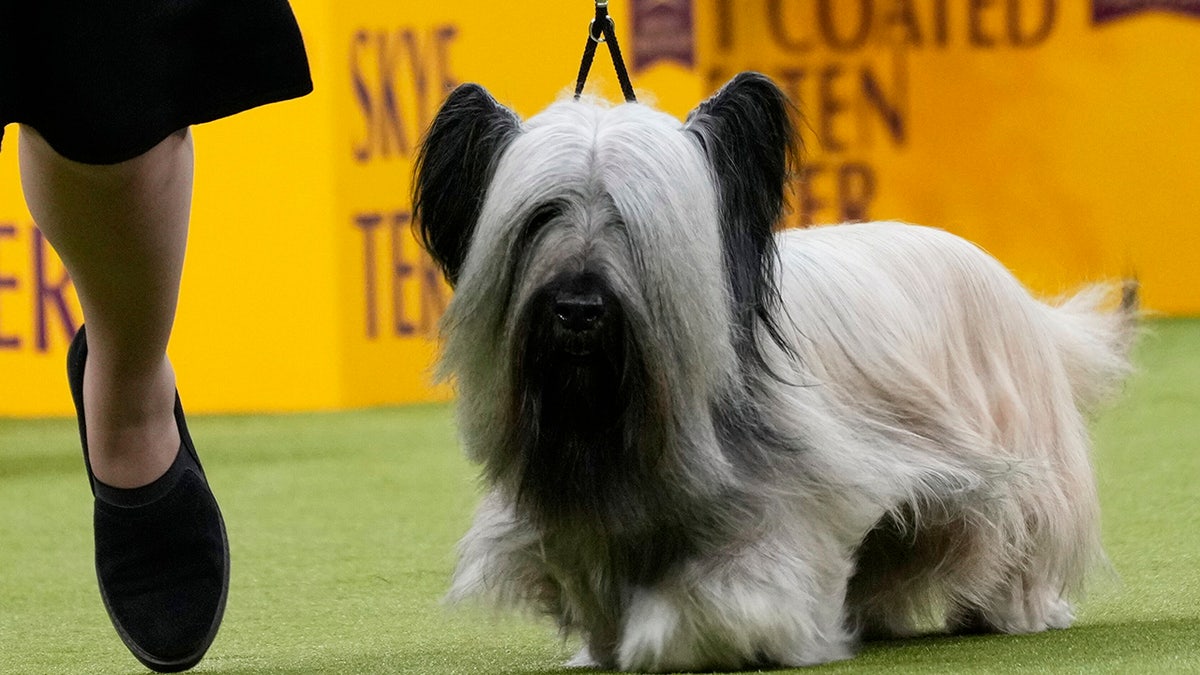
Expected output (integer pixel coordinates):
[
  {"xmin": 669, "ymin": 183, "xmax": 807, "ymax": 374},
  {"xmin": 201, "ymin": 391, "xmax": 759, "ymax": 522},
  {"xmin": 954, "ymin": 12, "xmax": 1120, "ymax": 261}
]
[{"xmin": 500, "ymin": 275, "xmax": 670, "ymax": 541}]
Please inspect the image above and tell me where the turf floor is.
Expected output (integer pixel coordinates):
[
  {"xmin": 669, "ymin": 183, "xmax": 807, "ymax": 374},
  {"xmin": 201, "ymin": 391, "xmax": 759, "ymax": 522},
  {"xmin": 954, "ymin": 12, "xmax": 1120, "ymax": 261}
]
[{"xmin": 1, "ymin": 319, "xmax": 1197, "ymax": 674}]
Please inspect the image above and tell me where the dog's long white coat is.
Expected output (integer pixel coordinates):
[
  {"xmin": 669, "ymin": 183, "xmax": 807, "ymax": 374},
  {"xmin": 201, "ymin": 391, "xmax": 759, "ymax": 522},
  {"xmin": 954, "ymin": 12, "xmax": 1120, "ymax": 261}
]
[
  {"xmin": 452, "ymin": 221, "xmax": 1133, "ymax": 671},
  {"xmin": 437, "ymin": 98, "xmax": 1136, "ymax": 673}
]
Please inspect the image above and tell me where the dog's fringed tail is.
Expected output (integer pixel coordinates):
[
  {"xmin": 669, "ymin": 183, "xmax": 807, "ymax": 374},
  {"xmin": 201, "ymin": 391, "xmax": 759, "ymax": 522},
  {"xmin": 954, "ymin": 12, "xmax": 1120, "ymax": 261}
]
[{"xmin": 1046, "ymin": 279, "xmax": 1140, "ymax": 413}]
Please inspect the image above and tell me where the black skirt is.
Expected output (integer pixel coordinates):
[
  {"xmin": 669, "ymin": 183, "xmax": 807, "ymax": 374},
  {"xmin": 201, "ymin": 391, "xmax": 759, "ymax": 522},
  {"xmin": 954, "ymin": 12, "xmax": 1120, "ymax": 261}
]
[{"xmin": 0, "ymin": 0, "xmax": 313, "ymax": 164}]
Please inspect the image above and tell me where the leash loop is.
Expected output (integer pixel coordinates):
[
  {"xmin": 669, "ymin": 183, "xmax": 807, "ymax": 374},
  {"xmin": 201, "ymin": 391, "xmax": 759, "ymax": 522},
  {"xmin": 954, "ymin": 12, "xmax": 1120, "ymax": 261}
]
[
  {"xmin": 588, "ymin": 17, "xmax": 611, "ymax": 43},
  {"xmin": 574, "ymin": 0, "xmax": 636, "ymax": 103}
]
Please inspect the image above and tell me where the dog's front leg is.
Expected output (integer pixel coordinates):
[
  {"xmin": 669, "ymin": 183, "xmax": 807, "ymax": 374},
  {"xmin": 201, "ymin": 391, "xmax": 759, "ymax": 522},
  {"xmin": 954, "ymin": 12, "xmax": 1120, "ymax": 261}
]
[
  {"xmin": 616, "ymin": 536, "xmax": 856, "ymax": 672},
  {"xmin": 446, "ymin": 491, "xmax": 562, "ymax": 613}
]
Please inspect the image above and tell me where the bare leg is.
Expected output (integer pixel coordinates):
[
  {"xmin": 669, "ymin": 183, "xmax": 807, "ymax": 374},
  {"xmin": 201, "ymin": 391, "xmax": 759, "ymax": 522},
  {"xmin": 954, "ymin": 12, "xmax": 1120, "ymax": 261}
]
[{"xmin": 19, "ymin": 126, "xmax": 192, "ymax": 488}]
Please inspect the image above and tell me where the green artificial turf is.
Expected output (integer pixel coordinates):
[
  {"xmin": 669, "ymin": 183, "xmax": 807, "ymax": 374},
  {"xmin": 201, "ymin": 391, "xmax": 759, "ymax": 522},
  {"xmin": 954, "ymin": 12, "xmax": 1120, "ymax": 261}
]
[{"xmin": 1, "ymin": 318, "xmax": 1197, "ymax": 674}]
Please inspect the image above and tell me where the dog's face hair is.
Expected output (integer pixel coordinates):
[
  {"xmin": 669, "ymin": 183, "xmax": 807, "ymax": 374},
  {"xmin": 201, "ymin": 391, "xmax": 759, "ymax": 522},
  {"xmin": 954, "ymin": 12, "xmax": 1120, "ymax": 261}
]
[
  {"xmin": 415, "ymin": 73, "xmax": 796, "ymax": 363},
  {"xmin": 414, "ymin": 73, "xmax": 797, "ymax": 558}
]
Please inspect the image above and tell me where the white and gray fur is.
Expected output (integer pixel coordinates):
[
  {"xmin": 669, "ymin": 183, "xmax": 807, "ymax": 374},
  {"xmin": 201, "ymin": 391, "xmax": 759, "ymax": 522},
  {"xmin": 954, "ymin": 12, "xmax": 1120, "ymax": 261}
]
[{"xmin": 412, "ymin": 73, "xmax": 1137, "ymax": 672}]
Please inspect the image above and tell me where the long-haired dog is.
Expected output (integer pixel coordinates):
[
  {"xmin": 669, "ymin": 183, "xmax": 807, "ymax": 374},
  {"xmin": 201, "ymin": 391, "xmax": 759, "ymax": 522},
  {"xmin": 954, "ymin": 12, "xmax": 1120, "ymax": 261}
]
[{"xmin": 412, "ymin": 72, "xmax": 1137, "ymax": 671}]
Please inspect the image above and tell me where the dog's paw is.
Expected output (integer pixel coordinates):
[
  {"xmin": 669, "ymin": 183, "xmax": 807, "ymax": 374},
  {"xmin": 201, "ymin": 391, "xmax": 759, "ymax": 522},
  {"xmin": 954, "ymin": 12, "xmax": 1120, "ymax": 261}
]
[
  {"xmin": 616, "ymin": 589, "xmax": 706, "ymax": 673},
  {"xmin": 565, "ymin": 646, "xmax": 602, "ymax": 669},
  {"xmin": 616, "ymin": 579, "xmax": 856, "ymax": 671},
  {"xmin": 957, "ymin": 592, "xmax": 1076, "ymax": 634},
  {"xmin": 1043, "ymin": 597, "xmax": 1076, "ymax": 630}
]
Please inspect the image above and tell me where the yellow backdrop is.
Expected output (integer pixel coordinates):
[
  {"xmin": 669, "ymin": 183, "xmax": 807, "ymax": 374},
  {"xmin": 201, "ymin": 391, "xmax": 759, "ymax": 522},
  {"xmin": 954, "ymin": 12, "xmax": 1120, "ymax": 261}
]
[
  {"xmin": 1, "ymin": 1, "xmax": 1196, "ymax": 416},
  {"xmin": 702, "ymin": 0, "xmax": 1200, "ymax": 308}
]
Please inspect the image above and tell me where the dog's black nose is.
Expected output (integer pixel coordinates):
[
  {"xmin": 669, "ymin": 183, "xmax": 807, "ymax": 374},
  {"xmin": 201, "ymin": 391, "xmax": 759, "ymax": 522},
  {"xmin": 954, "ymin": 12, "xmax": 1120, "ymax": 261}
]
[{"xmin": 554, "ymin": 292, "xmax": 607, "ymax": 333}]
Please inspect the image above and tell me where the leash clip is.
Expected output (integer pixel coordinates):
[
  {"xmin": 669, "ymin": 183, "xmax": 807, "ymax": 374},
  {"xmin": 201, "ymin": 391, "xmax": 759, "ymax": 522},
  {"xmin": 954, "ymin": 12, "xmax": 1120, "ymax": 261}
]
[{"xmin": 574, "ymin": 0, "xmax": 637, "ymax": 102}]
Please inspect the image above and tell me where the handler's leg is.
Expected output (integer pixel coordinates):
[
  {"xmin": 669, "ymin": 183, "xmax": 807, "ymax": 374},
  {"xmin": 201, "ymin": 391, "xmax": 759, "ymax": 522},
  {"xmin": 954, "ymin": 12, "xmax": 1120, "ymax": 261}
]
[
  {"xmin": 19, "ymin": 125, "xmax": 227, "ymax": 673},
  {"xmin": 19, "ymin": 126, "xmax": 189, "ymax": 488}
]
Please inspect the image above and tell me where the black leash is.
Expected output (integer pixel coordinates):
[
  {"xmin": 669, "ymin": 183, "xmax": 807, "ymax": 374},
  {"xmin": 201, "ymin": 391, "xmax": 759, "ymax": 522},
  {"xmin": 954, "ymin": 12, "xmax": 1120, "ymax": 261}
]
[{"xmin": 573, "ymin": 1, "xmax": 637, "ymax": 103}]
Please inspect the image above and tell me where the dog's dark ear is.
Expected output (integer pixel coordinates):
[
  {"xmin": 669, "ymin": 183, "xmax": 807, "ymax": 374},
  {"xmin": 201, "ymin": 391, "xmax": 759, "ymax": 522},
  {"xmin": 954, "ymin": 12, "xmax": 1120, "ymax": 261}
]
[
  {"xmin": 684, "ymin": 72, "xmax": 799, "ymax": 364},
  {"xmin": 414, "ymin": 84, "xmax": 522, "ymax": 286}
]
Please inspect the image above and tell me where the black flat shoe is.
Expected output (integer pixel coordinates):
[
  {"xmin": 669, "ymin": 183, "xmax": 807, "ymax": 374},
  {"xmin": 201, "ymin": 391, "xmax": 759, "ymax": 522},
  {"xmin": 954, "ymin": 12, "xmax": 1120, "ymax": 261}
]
[{"xmin": 67, "ymin": 326, "xmax": 230, "ymax": 673}]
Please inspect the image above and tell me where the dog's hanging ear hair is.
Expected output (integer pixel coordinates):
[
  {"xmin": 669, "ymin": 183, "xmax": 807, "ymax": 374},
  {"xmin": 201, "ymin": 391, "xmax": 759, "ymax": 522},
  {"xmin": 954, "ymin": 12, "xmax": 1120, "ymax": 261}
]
[
  {"xmin": 684, "ymin": 72, "xmax": 800, "ymax": 365},
  {"xmin": 414, "ymin": 84, "xmax": 522, "ymax": 286}
]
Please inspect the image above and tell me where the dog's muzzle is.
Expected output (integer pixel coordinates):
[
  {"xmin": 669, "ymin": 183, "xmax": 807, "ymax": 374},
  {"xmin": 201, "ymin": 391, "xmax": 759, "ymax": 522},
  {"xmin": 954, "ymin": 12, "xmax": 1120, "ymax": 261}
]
[{"xmin": 540, "ymin": 273, "xmax": 620, "ymax": 360}]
